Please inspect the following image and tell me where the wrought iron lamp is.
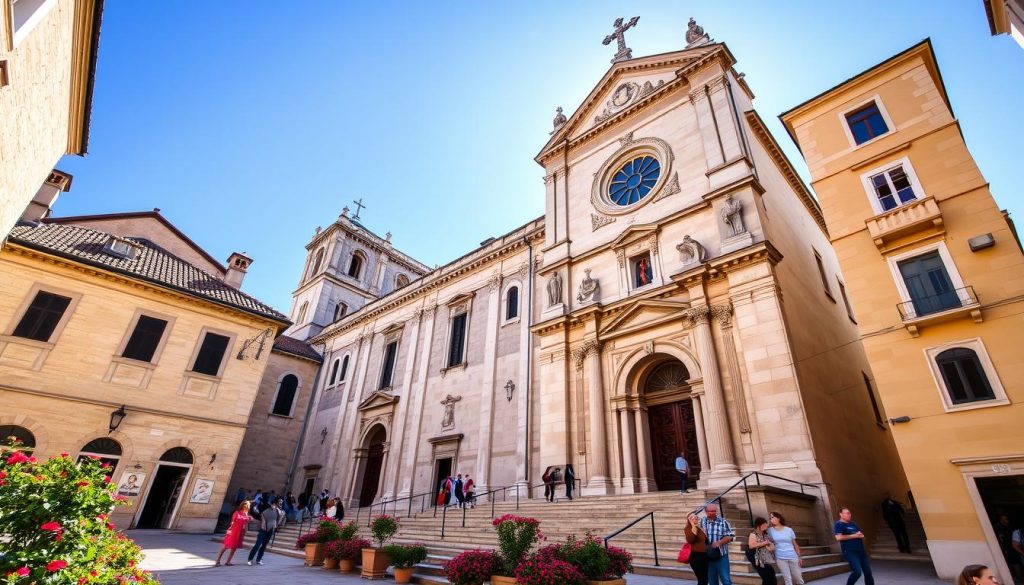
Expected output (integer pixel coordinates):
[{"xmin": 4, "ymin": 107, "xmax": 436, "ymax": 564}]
[
  {"xmin": 505, "ymin": 380, "xmax": 515, "ymax": 402},
  {"xmin": 108, "ymin": 405, "xmax": 127, "ymax": 433}
]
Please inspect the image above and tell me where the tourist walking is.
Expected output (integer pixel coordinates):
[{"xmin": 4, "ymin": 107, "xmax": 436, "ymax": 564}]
[
  {"xmin": 542, "ymin": 467, "xmax": 553, "ymax": 502},
  {"xmin": 454, "ymin": 474, "xmax": 466, "ymax": 508},
  {"xmin": 550, "ymin": 467, "xmax": 562, "ymax": 503},
  {"xmin": 956, "ymin": 564, "xmax": 1000, "ymax": 585},
  {"xmin": 675, "ymin": 453, "xmax": 693, "ymax": 492},
  {"xmin": 564, "ymin": 465, "xmax": 576, "ymax": 501},
  {"xmin": 747, "ymin": 517, "xmax": 777, "ymax": 585},
  {"xmin": 215, "ymin": 501, "xmax": 251, "ymax": 566},
  {"xmin": 684, "ymin": 511, "xmax": 709, "ymax": 585},
  {"xmin": 247, "ymin": 497, "xmax": 284, "ymax": 566},
  {"xmin": 834, "ymin": 507, "xmax": 874, "ymax": 585},
  {"xmin": 464, "ymin": 474, "xmax": 476, "ymax": 508},
  {"xmin": 769, "ymin": 512, "xmax": 803, "ymax": 585},
  {"xmin": 701, "ymin": 504, "xmax": 735, "ymax": 585},
  {"xmin": 881, "ymin": 494, "xmax": 911, "ymax": 553}
]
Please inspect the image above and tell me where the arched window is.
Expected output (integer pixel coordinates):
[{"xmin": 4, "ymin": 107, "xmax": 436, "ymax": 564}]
[
  {"xmin": 505, "ymin": 286, "xmax": 520, "ymax": 320},
  {"xmin": 272, "ymin": 374, "xmax": 299, "ymax": 416},
  {"xmin": 396, "ymin": 274, "xmax": 410, "ymax": 289},
  {"xmin": 159, "ymin": 447, "xmax": 193, "ymax": 465},
  {"xmin": 333, "ymin": 302, "xmax": 348, "ymax": 322},
  {"xmin": 79, "ymin": 437, "xmax": 122, "ymax": 470},
  {"xmin": 339, "ymin": 355, "xmax": 350, "ymax": 382},
  {"xmin": 297, "ymin": 301, "xmax": 309, "ymax": 324},
  {"xmin": 644, "ymin": 361, "xmax": 690, "ymax": 393},
  {"xmin": 328, "ymin": 358, "xmax": 340, "ymax": 386},
  {"xmin": 0, "ymin": 425, "xmax": 35, "ymax": 451},
  {"xmin": 311, "ymin": 248, "xmax": 325, "ymax": 276},
  {"xmin": 936, "ymin": 348, "xmax": 994, "ymax": 404},
  {"xmin": 348, "ymin": 252, "xmax": 364, "ymax": 279}
]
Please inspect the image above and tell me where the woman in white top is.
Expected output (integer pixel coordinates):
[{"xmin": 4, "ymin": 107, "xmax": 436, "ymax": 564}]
[{"xmin": 769, "ymin": 511, "xmax": 804, "ymax": 585}]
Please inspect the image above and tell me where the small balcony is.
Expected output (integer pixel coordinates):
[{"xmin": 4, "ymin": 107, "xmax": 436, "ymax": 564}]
[
  {"xmin": 897, "ymin": 285, "xmax": 982, "ymax": 336},
  {"xmin": 865, "ymin": 196, "xmax": 944, "ymax": 251}
]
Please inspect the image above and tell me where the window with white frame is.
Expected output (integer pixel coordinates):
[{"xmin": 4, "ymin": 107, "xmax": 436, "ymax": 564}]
[
  {"xmin": 844, "ymin": 101, "xmax": 889, "ymax": 145},
  {"xmin": 339, "ymin": 354, "xmax": 350, "ymax": 382},
  {"xmin": 505, "ymin": 285, "xmax": 520, "ymax": 322},
  {"xmin": 333, "ymin": 302, "xmax": 348, "ymax": 322},
  {"xmin": 379, "ymin": 340, "xmax": 398, "ymax": 389},
  {"xmin": 11, "ymin": 0, "xmax": 57, "ymax": 47},
  {"xmin": 327, "ymin": 357, "xmax": 341, "ymax": 387},
  {"xmin": 924, "ymin": 338, "xmax": 1007, "ymax": 412},
  {"xmin": 860, "ymin": 157, "xmax": 925, "ymax": 215},
  {"xmin": 446, "ymin": 303, "xmax": 470, "ymax": 368}
]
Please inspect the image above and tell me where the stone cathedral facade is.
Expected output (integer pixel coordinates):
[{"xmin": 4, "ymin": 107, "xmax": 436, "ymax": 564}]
[{"xmin": 289, "ymin": 24, "xmax": 908, "ymax": 519}]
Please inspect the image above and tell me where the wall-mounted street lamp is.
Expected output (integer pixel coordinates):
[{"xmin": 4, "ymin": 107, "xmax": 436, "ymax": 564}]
[
  {"xmin": 505, "ymin": 380, "xmax": 515, "ymax": 402},
  {"xmin": 889, "ymin": 416, "xmax": 911, "ymax": 424},
  {"xmin": 108, "ymin": 405, "xmax": 127, "ymax": 433}
]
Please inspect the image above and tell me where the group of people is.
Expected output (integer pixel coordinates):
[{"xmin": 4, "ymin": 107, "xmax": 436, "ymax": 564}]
[
  {"xmin": 215, "ymin": 497, "xmax": 285, "ymax": 567},
  {"xmin": 437, "ymin": 473, "xmax": 475, "ymax": 508},
  {"xmin": 542, "ymin": 464, "xmax": 576, "ymax": 502},
  {"xmin": 682, "ymin": 505, "xmax": 872, "ymax": 585}
]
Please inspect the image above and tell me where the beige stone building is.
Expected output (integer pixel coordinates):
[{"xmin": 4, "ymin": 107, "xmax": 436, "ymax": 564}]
[
  {"xmin": 292, "ymin": 22, "xmax": 907, "ymax": 541},
  {"xmin": 984, "ymin": 0, "xmax": 1024, "ymax": 48},
  {"xmin": 0, "ymin": 206, "xmax": 290, "ymax": 532},
  {"xmin": 782, "ymin": 40, "xmax": 1024, "ymax": 581},
  {"xmin": 0, "ymin": 0, "xmax": 102, "ymax": 238}
]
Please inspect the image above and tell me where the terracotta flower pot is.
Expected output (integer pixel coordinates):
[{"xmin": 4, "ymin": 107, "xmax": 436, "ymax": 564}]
[
  {"xmin": 393, "ymin": 566, "xmax": 414, "ymax": 584},
  {"xmin": 586, "ymin": 580, "xmax": 626, "ymax": 585},
  {"xmin": 361, "ymin": 547, "xmax": 390, "ymax": 580},
  {"xmin": 323, "ymin": 557, "xmax": 339, "ymax": 570},
  {"xmin": 491, "ymin": 576, "xmax": 518, "ymax": 585},
  {"xmin": 338, "ymin": 558, "xmax": 357, "ymax": 573},
  {"xmin": 303, "ymin": 542, "xmax": 324, "ymax": 566}
]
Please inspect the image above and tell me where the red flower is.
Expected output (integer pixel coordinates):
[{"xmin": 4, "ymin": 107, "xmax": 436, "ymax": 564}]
[
  {"xmin": 27, "ymin": 456, "xmax": 37, "ymax": 463},
  {"xmin": 5, "ymin": 452, "xmax": 29, "ymax": 465},
  {"xmin": 46, "ymin": 560, "xmax": 68, "ymax": 572},
  {"xmin": 41, "ymin": 521, "xmax": 62, "ymax": 531},
  {"xmin": 60, "ymin": 451, "xmax": 70, "ymax": 457},
  {"xmin": 97, "ymin": 514, "xmax": 108, "ymax": 520},
  {"xmin": 77, "ymin": 480, "xmax": 90, "ymax": 487},
  {"xmin": 78, "ymin": 578, "xmax": 88, "ymax": 585},
  {"xmin": 0, "ymin": 470, "xmax": 7, "ymax": 479},
  {"xmin": 16, "ymin": 566, "xmax": 30, "ymax": 576},
  {"xmin": 103, "ymin": 475, "xmax": 113, "ymax": 483}
]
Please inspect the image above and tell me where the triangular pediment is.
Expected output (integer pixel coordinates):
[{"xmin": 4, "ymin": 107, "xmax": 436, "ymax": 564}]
[
  {"xmin": 608, "ymin": 223, "xmax": 658, "ymax": 250},
  {"xmin": 538, "ymin": 44, "xmax": 727, "ymax": 160},
  {"xmin": 358, "ymin": 390, "xmax": 399, "ymax": 411},
  {"xmin": 599, "ymin": 299, "xmax": 690, "ymax": 340}
]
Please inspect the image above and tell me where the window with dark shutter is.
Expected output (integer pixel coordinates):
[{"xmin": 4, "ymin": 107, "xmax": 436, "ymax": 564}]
[
  {"xmin": 121, "ymin": 315, "xmax": 169, "ymax": 362},
  {"xmin": 272, "ymin": 374, "xmax": 299, "ymax": 416},
  {"xmin": 936, "ymin": 348, "xmax": 995, "ymax": 404},
  {"xmin": 448, "ymin": 312, "xmax": 467, "ymax": 367},
  {"xmin": 379, "ymin": 341, "xmax": 398, "ymax": 389},
  {"xmin": 191, "ymin": 332, "xmax": 230, "ymax": 376},
  {"xmin": 12, "ymin": 291, "xmax": 72, "ymax": 342}
]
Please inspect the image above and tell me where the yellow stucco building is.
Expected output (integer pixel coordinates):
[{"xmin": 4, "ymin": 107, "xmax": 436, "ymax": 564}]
[{"xmin": 782, "ymin": 39, "xmax": 1024, "ymax": 582}]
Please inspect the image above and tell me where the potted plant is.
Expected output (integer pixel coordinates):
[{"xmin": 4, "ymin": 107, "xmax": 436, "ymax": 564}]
[
  {"xmin": 321, "ymin": 539, "xmax": 342, "ymax": 570},
  {"xmin": 338, "ymin": 538, "xmax": 371, "ymax": 573},
  {"xmin": 362, "ymin": 515, "xmax": 400, "ymax": 579},
  {"xmin": 382, "ymin": 543, "xmax": 427, "ymax": 584},
  {"xmin": 442, "ymin": 549, "xmax": 500, "ymax": 585},
  {"xmin": 490, "ymin": 514, "xmax": 543, "ymax": 584},
  {"xmin": 294, "ymin": 518, "xmax": 345, "ymax": 566},
  {"xmin": 514, "ymin": 551, "xmax": 585, "ymax": 585},
  {"xmin": 554, "ymin": 534, "xmax": 634, "ymax": 585}
]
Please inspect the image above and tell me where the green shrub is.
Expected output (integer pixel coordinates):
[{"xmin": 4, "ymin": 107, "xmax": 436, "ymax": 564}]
[{"xmin": 382, "ymin": 543, "xmax": 427, "ymax": 568}]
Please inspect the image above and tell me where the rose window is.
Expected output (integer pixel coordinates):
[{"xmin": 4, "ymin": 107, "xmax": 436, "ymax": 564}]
[{"xmin": 608, "ymin": 155, "xmax": 661, "ymax": 206}]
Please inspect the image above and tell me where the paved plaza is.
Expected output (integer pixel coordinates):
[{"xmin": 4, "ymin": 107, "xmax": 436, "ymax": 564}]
[{"xmin": 132, "ymin": 531, "xmax": 950, "ymax": 585}]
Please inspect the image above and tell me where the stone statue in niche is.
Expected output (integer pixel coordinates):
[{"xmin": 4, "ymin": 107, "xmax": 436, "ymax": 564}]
[
  {"xmin": 547, "ymin": 271, "xmax": 563, "ymax": 307},
  {"xmin": 577, "ymin": 269, "xmax": 600, "ymax": 303},
  {"xmin": 634, "ymin": 255, "xmax": 653, "ymax": 287},
  {"xmin": 721, "ymin": 195, "xmax": 747, "ymax": 238},
  {"xmin": 676, "ymin": 235, "xmax": 708, "ymax": 265},
  {"xmin": 440, "ymin": 394, "xmax": 462, "ymax": 430}
]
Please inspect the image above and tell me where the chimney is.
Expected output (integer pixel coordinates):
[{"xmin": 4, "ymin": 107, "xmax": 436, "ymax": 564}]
[
  {"xmin": 21, "ymin": 170, "xmax": 73, "ymax": 223},
  {"xmin": 224, "ymin": 252, "xmax": 253, "ymax": 288}
]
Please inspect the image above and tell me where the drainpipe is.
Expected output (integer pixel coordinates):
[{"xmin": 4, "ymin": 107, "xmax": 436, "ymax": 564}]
[
  {"xmin": 284, "ymin": 340, "xmax": 327, "ymax": 494},
  {"xmin": 522, "ymin": 235, "xmax": 534, "ymax": 484}
]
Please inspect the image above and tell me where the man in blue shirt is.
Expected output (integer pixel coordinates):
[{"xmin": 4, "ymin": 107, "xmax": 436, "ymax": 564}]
[
  {"xmin": 701, "ymin": 503, "xmax": 735, "ymax": 585},
  {"xmin": 834, "ymin": 507, "xmax": 874, "ymax": 585},
  {"xmin": 675, "ymin": 454, "xmax": 692, "ymax": 493}
]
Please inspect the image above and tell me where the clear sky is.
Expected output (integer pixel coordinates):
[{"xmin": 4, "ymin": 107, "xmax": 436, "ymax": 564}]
[{"xmin": 55, "ymin": 1, "xmax": 1024, "ymax": 314}]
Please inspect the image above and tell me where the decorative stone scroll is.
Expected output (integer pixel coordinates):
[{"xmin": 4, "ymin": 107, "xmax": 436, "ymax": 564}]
[{"xmin": 592, "ymin": 213, "xmax": 616, "ymax": 232}]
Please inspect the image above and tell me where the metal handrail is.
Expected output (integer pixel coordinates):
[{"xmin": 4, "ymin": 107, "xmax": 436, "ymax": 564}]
[
  {"xmin": 604, "ymin": 511, "xmax": 659, "ymax": 566},
  {"xmin": 690, "ymin": 471, "xmax": 824, "ymax": 526},
  {"xmin": 896, "ymin": 285, "xmax": 977, "ymax": 320}
]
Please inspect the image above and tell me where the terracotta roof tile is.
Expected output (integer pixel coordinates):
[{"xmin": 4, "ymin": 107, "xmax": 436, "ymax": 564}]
[{"xmin": 272, "ymin": 335, "xmax": 322, "ymax": 362}]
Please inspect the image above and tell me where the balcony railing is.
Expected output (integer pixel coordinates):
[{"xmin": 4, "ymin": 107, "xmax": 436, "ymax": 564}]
[
  {"xmin": 865, "ymin": 196, "xmax": 943, "ymax": 250},
  {"xmin": 897, "ymin": 285, "xmax": 979, "ymax": 321}
]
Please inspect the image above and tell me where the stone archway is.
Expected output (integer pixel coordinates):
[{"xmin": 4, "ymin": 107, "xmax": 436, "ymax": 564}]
[{"xmin": 357, "ymin": 425, "xmax": 387, "ymax": 507}]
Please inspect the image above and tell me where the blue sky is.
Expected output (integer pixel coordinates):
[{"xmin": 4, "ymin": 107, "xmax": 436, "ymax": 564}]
[{"xmin": 55, "ymin": 1, "xmax": 1024, "ymax": 313}]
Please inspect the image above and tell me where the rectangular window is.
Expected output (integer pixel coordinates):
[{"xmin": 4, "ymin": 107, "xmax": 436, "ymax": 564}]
[
  {"xmin": 191, "ymin": 332, "xmax": 230, "ymax": 376},
  {"xmin": 898, "ymin": 252, "xmax": 961, "ymax": 317},
  {"xmin": 447, "ymin": 312, "xmax": 467, "ymax": 367},
  {"xmin": 12, "ymin": 291, "xmax": 72, "ymax": 342},
  {"xmin": 845, "ymin": 102, "xmax": 889, "ymax": 145},
  {"xmin": 813, "ymin": 250, "xmax": 833, "ymax": 300},
  {"xmin": 870, "ymin": 165, "xmax": 917, "ymax": 212},
  {"xmin": 379, "ymin": 341, "xmax": 398, "ymax": 389},
  {"xmin": 838, "ymin": 281, "xmax": 856, "ymax": 323},
  {"xmin": 862, "ymin": 373, "xmax": 885, "ymax": 428},
  {"xmin": 121, "ymin": 315, "xmax": 169, "ymax": 362}
]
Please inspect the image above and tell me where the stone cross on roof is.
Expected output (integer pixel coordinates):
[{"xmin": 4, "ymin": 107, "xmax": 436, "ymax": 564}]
[
  {"xmin": 352, "ymin": 198, "xmax": 366, "ymax": 220},
  {"xmin": 603, "ymin": 16, "xmax": 640, "ymax": 63}
]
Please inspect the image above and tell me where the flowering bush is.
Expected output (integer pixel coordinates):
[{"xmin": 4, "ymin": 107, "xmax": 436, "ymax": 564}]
[
  {"xmin": 381, "ymin": 543, "xmax": 427, "ymax": 568},
  {"xmin": 514, "ymin": 553, "xmax": 585, "ymax": 585},
  {"xmin": 369, "ymin": 515, "xmax": 399, "ymax": 548},
  {"xmin": 492, "ymin": 514, "xmax": 543, "ymax": 576},
  {"xmin": 322, "ymin": 539, "xmax": 343, "ymax": 560},
  {"xmin": 604, "ymin": 544, "xmax": 633, "ymax": 579},
  {"xmin": 294, "ymin": 518, "xmax": 348, "ymax": 549},
  {"xmin": 338, "ymin": 538, "xmax": 371, "ymax": 560},
  {"xmin": 533, "ymin": 534, "xmax": 634, "ymax": 580},
  {"xmin": 442, "ymin": 549, "xmax": 500, "ymax": 585},
  {"xmin": 0, "ymin": 443, "xmax": 158, "ymax": 585}
]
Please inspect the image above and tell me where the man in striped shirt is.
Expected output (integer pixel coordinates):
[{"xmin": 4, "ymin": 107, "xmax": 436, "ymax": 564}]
[{"xmin": 700, "ymin": 503, "xmax": 735, "ymax": 585}]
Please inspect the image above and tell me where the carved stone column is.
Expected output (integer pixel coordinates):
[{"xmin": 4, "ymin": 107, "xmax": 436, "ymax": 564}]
[
  {"xmin": 384, "ymin": 310, "xmax": 423, "ymax": 500},
  {"xmin": 689, "ymin": 87, "xmax": 726, "ymax": 169},
  {"xmin": 580, "ymin": 340, "xmax": 613, "ymax": 492},
  {"xmin": 475, "ymin": 272, "xmax": 503, "ymax": 492},
  {"xmin": 634, "ymin": 408, "xmax": 655, "ymax": 492},
  {"xmin": 690, "ymin": 394, "xmax": 711, "ymax": 475},
  {"xmin": 374, "ymin": 442, "xmax": 391, "ymax": 504},
  {"xmin": 399, "ymin": 304, "xmax": 437, "ymax": 497},
  {"xmin": 712, "ymin": 304, "xmax": 751, "ymax": 433},
  {"xmin": 684, "ymin": 306, "xmax": 738, "ymax": 478},
  {"xmin": 619, "ymin": 408, "xmax": 637, "ymax": 491}
]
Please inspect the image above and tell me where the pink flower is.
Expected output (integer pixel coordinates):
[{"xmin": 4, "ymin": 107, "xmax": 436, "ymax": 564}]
[
  {"xmin": 27, "ymin": 456, "xmax": 37, "ymax": 463},
  {"xmin": 60, "ymin": 451, "xmax": 69, "ymax": 457},
  {"xmin": 46, "ymin": 560, "xmax": 68, "ymax": 572},
  {"xmin": 5, "ymin": 452, "xmax": 29, "ymax": 465},
  {"xmin": 16, "ymin": 567, "xmax": 30, "ymax": 576},
  {"xmin": 41, "ymin": 521, "xmax": 61, "ymax": 531},
  {"xmin": 103, "ymin": 475, "xmax": 113, "ymax": 483}
]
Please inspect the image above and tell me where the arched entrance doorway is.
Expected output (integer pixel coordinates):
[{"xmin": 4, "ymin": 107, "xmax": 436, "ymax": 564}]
[
  {"xmin": 136, "ymin": 447, "xmax": 193, "ymax": 529},
  {"xmin": 358, "ymin": 425, "xmax": 386, "ymax": 507},
  {"xmin": 642, "ymin": 360, "xmax": 702, "ymax": 491}
]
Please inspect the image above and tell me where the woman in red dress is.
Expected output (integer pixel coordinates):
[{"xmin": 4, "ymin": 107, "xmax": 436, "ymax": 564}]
[{"xmin": 215, "ymin": 501, "xmax": 251, "ymax": 566}]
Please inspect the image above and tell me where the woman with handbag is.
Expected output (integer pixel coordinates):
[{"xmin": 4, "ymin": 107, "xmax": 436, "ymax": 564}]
[
  {"xmin": 747, "ymin": 517, "xmax": 778, "ymax": 585},
  {"xmin": 683, "ymin": 512, "xmax": 709, "ymax": 585}
]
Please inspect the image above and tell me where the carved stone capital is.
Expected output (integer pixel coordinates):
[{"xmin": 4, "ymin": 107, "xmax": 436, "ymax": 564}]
[
  {"xmin": 571, "ymin": 339, "xmax": 603, "ymax": 370},
  {"xmin": 616, "ymin": 249, "xmax": 626, "ymax": 268},
  {"xmin": 683, "ymin": 306, "xmax": 712, "ymax": 326},
  {"xmin": 487, "ymin": 271, "xmax": 502, "ymax": 292},
  {"xmin": 710, "ymin": 303, "xmax": 734, "ymax": 328},
  {"xmin": 517, "ymin": 262, "xmax": 529, "ymax": 278}
]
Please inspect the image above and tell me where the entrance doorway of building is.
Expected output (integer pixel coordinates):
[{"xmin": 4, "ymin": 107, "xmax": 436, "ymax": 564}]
[
  {"xmin": 136, "ymin": 447, "xmax": 193, "ymax": 529},
  {"xmin": 647, "ymin": 400, "xmax": 701, "ymax": 491},
  {"xmin": 358, "ymin": 426, "xmax": 386, "ymax": 507},
  {"xmin": 433, "ymin": 457, "xmax": 453, "ymax": 506},
  {"xmin": 976, "ymin": 474, "xmax": 1024, "ymax": 581}
]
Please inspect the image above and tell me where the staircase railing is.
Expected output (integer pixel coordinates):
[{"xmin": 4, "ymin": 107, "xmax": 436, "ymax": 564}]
[
  {"xmin": 604, "ymin": 511, "xmax": 659, "ymax": 566},
  {"xmin": 356, "ymin": 490, "xmax": 434, "ymax": 526}
]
